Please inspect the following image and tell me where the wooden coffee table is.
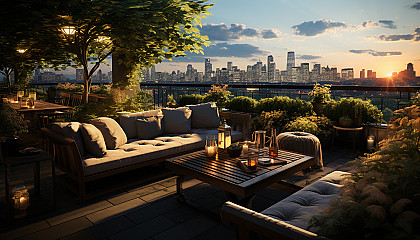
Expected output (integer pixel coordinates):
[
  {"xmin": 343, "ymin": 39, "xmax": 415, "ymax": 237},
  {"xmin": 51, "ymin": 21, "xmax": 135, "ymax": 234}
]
[{"xmin": 165, "ymin": 148, "xmax": 315, "ymax": 210}]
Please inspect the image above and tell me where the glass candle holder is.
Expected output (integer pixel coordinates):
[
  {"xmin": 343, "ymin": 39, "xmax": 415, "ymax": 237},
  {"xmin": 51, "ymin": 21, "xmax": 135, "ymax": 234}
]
[
  {"xmin": 247, "ymin": 153, "xmax": 258, "ymax": 171},
  {"xmin": 12, "ymin": 185, "xmax": 29, "ymax": 218},
  {"xmin": 205, "ymin": 135, "xmax": 218, "ymax": 158},
  {"xmin": 17, "ymin": 91, "xmax": 24, "ymax": 101}
]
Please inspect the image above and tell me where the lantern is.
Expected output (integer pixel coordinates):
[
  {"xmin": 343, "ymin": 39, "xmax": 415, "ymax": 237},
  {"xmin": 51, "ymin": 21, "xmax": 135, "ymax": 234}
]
[
  {"xmin": 28, "ymin": 92, "xmax": 36, "ymax": 108},
  {"xmin": 61, "ymin": 26, "xmax": 76, "ymax": 35},
  {"xmin": 367, "ymin": 135, "xmax": 375, "ymax": 150},
  {"xmin": 218, "ymin": 122, "xmax": 231, "ymax": 149},
  {"xmin": 205, "ymin": 135, "xmax": 217, "ymax": 158},
  {"xmin": 12, "ymin": 185, "xmax": 29, "ymax": 218}
]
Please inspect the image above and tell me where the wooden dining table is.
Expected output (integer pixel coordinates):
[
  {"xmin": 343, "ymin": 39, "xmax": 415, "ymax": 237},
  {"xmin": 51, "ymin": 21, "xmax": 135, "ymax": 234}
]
[{"xmin": 9, "ymin": 100, "xmax": 72, "ymax": 128}]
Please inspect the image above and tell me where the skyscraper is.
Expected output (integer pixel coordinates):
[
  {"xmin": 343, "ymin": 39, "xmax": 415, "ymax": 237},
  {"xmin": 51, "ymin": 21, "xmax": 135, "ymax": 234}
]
[
  {"xmin": 300, "ymin": 63, "xmax": 309, "ymax": 83},
  {"xmin": 76, "ymin": 69, "xmax": 84, "ymax": 82},
  {"xmin": 150, "ymin": 65, "xmax": 156, "ymax": 82},
  {"xmin": 267, "ymin": 55, "xmax": 275, "ymax": 82},
  {"xmin": 360, "ymin": 69, "xmax": 366, "ymax": 79},
  {"xmin": 227, "ymin": 62, "xmax": 233, "ymax": 71},
  {"xmin": 341, "ymin": 68, "xmax": 354, "ymax": 80},
  {"xmin": 286, "ymin": 52, "xmax": 295, "ymax": 81},
  {"xmin": 204, "ymin": 58, "xmax": 212, "ymax": 82}
]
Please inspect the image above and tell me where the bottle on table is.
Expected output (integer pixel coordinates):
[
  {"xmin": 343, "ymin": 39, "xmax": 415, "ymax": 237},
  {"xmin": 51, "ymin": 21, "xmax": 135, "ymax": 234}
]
[{"xmin": 269, "ymin": 128, "xmax": 278, "ymax": 158}]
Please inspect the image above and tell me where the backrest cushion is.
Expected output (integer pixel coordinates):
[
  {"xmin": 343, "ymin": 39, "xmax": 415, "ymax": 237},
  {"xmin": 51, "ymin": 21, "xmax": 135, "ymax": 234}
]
[
  {"xmin": 50, "ymin": 122, "xmax": 85, "ymax": 156},
  {"xmin": 136, "ymin": 115, "xmax": 163, "ymax": 139},
  {"xmin": 119, "ymin": 109, "xmax": 163, "ymax": 139},
  {"xmin": 90, "ymin": 117, "xmax": 127, "ymax": 149},
  {"xmin": 187, "ymin": 102, "xmax": 220, "ymax": 129},
  {"xmin": 162, "ymin": 107, "xmax": 192, "ymax": 134},
  {"xmin": 80, "ymin": 123, "xmax": 107, "ymax": 157}
]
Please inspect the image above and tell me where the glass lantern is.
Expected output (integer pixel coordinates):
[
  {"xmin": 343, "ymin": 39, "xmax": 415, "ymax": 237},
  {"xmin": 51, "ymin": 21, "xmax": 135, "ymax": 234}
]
[
  {"xmin": 367, "ymin": 135, "xmax": 375, "ymax": 150},
  {"xmin": 205, "ymin": 135, "xmax": 218, "ymax": 158},
  {"xmin": 12, "ymin": 185, "xmax": 29, "ymax": 218},
  {"xmin": 218, "ymin": 122, "xmax": 231, "ymax": 150},
  {"xmin": 28, "ymin": 92, "xmax": 36, "ymax": 108}
]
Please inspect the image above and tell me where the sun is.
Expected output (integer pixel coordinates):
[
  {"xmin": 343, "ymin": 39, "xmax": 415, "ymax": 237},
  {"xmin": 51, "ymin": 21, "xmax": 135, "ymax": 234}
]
[{"xmin": 387, "ymin": 73, "xmax": 392, "ymax": 77}]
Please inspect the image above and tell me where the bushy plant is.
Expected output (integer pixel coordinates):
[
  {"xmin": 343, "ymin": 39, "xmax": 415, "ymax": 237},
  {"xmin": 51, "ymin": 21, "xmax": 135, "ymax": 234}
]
[
  {"xmin": 57, "ymin": 82, "xmax": 84, "ymax": 93},
  {"xmin": 309, "ymin": 83, "xmax": 331, "ymax": 104},
  {"xmin": 284, "ymin": 116, "xmax": 333, "ymax": 145},
  {"xmin": 250, "ymin": 110, "xmax": 290, "ymax": 134},
  {"xmin": 0, "ymin": 102, "xmax": 28, "ymax": 137},
  {"xmin": 255, "ymin": 96, "xmax": 313, "ymax": 117},
  {"xmin": 203, "ymin": 85, "xmax": 232, "ymax": 108},
  {"xmin": 178, "ymin": 94, "xmax": 204, "ymax": 106},
  {"xmin": 324, "ymin": 97, "xmax": 383, "ymax": 123},
  {"xmin": 26, "ymin": 88, "xmax": 48, "ymax": 101},
  {"xmin": 226, "ymin": 96, "xmax": 257, "ymax": 113},
  {"xmin": 412, "ymin": 91, "xmax": 420, "ymax": 106},
  {"xmin": 90, "ymin": 84, "xmax": 111, "ymax": 95},
  {"xmin": 309, "ymin": 105, "xmax": 420, "ymax": 240},
  {"xmin": 166, "ymin": 94, "xmax": 177, "ymax": 107}
]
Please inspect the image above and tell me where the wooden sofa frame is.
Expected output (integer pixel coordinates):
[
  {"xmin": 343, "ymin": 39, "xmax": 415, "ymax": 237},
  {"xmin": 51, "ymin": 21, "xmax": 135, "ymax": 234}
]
[{"xmin": 41, "ymin": 111, "xmax": 251, "ymax": 202}]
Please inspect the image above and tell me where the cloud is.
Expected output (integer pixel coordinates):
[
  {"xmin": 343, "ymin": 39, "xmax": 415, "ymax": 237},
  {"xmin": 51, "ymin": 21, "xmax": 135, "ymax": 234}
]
[
  {"xmin": 410, "ymin": 2, "xmax": 420, "ymax": 10},
  {"xmin": 375, "ymin": 27, "xmax": 420, "ymax": 41},
  {"xmin": 201, "ymin": 23, "xmax": 280, "ymax": 41},
  {"xmin": 349, "ymin": 49, "xmax": 402, "ymax": 56},
  {"xmin": 362, "ymin": 20, "xmax": 379, "ymax": 28},
  {"xmin": 296, "ymin": 54, "xmax": 322, "ymax": 60},
  {"xmin": 378, "ymin": 20, "xmax": 397, "ymax": 29},
  {"xmin": 292, "ymin": 19, "xmax": 346, "ymax": 36}
]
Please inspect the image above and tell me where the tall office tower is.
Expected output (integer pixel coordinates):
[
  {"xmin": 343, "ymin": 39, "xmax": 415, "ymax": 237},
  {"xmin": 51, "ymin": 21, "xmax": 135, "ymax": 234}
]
[
  {"xmin": 275, "ymin": 69, "xmax": 281, "ymax": 83},
  {"xmin": 204, "ymin": 58, "xmax": 212, "ymax": 82},
  {"xmin": 341, "ymin": 68, "xmax": 354, "ymax": 80},
  {"xmin": 367, "ymin": 70, "xmax": 373, "ymax": 79},
  {"xmin": 97, "ymin": 69, "xmax": 103, "ymax": 81},
  {"xmin": 300, "ymin": 63, "xmax": 310, "ymax": 83},
  {"xmin": 255, "ymin": 61, "xmax": 262, "ymax": 82},
  {"xmin": 398, "ymin": 63, "xmax": 416, "ymax": 80},
  {"xmin": 76, "ymin": 69, "xmax": 84, "ymax": 82},
  {"xmin": 215, "ymin": 68, "xmax": 221, "ymax": 83},
  {"xmin": 360, "ymin": 69, "xmax": 366, "ymax": 79},
  {"xmin": 330, "ymin": 68, "xmax": 338, "ymax": 81},
  {"xmin": 290, "ymin": 67, "xmax": 300, "ymax": 82},
  {"xmin": 150, "ymin": 65, "xmax": 156, "ymax": 82},
  {"xmin": 220, "ymin": 68, "xmax": 229, "ymax": 83},
  {"xmin": 142, "ymin": 68, "xmax": 150, "ymax": 81},
  {"xmin": 267, "ymin": 55, "xmax": 275, "ymax": 82},
  {"xmin": 246, "ymin": 65, "xmax": 253, "ymax": 82},
  {"xmin": 186, "ymin": 64, "xmax": 193, "ymax": 81},
  {"xmin": 310, "ymin": 64, "xmax": 321, "ymax": 82},
  {"xmin": 286, "ymin": 51, "xmax": 295, "ymax": 81},
  {"xmin": 227, "ymin": 62, "xmax": 233, "ymax": 71}
]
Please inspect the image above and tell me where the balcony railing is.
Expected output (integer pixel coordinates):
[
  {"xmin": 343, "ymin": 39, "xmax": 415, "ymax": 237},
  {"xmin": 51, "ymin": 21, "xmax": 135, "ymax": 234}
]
[{"xmin": 139, "ymin": 82, "xmax": 420, "ymax": 112}]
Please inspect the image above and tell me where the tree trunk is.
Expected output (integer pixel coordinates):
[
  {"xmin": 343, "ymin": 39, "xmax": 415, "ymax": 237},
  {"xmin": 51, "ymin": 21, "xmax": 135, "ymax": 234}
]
[
  {"xmin": 6, "ymin": 72, "xmax": 11, "ymax": 94},
  {"xmin": 83, "ymin": 68, "xmax": 90, "ymax": 104},
  {"xmin": 112, "ymin": 51, "xmax": 130, "ymax": 87}
]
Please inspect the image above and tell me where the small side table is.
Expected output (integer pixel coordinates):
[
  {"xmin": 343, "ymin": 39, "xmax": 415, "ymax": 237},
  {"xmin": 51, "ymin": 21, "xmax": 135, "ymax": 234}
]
[
  {"xmin": 331, "ymin": 125, "xmax": 363, "ymax": 153},
  {"xmin": 4, "ymin": 151, "xmax": 55, "ymax": 221}
]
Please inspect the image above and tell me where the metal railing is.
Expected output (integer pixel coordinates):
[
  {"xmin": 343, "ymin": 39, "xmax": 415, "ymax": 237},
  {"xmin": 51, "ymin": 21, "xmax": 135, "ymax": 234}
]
[{"xmin": 139, "ymin": 82, "xmax": 420, "ymax": 111}]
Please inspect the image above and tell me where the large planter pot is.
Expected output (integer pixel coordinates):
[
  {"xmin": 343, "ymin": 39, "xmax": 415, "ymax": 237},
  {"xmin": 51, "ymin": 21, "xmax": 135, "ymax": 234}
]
[
  {"xmin": 312, "ymin": 102, "xmax": 325, "ymax": 116},
  {"xmin": 339, "ymin": 119, "xmax": 353, "ymax": 127},
  {"xmin": 353, "ymin": 117, "xmax": 363, "ymax": 127},
  {"xmin": 1, "ymin": 136, "xmax": 20, "ymax": 157}
]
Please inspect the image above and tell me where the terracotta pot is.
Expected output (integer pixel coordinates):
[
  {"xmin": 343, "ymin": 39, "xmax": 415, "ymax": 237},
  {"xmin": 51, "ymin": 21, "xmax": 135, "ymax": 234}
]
[
  {"xmin": 312, "ymin": 102, "xmax": 325, "ymax": 116},
  {"xmin": 339, "ymin": 119, "xmax": 353, "ymax": 127}
]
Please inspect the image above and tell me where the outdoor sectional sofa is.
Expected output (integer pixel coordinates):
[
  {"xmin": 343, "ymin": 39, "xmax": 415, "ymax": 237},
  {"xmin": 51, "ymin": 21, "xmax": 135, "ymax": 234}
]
[
  {"xmin": 221, "ymin": 171, "xmax": 350, "ymax": 240},
  {"xmin": 41, "ymin": 102, "xmax": 250, "ymax": 201}
]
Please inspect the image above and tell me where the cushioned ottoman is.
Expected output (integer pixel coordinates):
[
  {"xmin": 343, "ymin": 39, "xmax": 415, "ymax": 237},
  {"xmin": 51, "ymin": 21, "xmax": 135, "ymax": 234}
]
[{"xmin": 277, "ymin": 132, "xmax": 323, "ymax": 168}]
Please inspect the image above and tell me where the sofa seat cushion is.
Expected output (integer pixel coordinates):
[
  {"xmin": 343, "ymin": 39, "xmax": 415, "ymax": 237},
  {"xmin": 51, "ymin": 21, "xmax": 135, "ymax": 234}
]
[
  {"xmin": 90, "ymin": 117, "xmax": 127, "ymax": 150},
  {"xmin": 261, "ymin": 171, "xmax": 349, "ymax": 232},
  {"xmin": 119, "ymin": 109, "xmax": 163, "ymax": 139}
]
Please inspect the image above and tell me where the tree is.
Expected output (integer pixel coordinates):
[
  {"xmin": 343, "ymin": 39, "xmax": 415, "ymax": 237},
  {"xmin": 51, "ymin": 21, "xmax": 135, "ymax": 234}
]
[{"xmin": 57, "ymin": 0, "xmax": 212, "ymax": 103}]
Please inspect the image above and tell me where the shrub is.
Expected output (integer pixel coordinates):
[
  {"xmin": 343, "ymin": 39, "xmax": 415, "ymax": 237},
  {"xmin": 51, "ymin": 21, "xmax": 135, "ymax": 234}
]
[
  {"xmin": 0, "ymin": 102, "xmax": 28, "ymax": 137},
  {"xmin": 250, "ymin": 110, "xmax": 290, "ymax": 134},
  {"xmin": 90, "ymin": 84, "xmax": 111, "ymax": 95},
  {"xmin": 203, "ymin": 85, "xmax": 232, "ymax": 108},
  {"xmin": 26, "ymin": 87, "xmax": 48, "ymax": 101},
  {"xmin": 324, "ymin": 97, "xmax": 383, "ymax": 123},
  {"xmin": 178, "ymin": 94, "xmax": 204, "ymax": 106},
  {"xmin": 255, "ymin": 96, "xmax": 313, "ymax": 117},
  {"xmin": 284, "ymin": 116, "xmax": 333, "ymax": 145},
  {"xmin": 226, "ymin": 96, "xmax": 257, "ymax": 113},
  {"xmin": 309, "ymin": 83, "xmax": 331, "ymax": 104},
  {"xmin": 309, "ymin": 105, "xmax": 420, "ymax": 240}
]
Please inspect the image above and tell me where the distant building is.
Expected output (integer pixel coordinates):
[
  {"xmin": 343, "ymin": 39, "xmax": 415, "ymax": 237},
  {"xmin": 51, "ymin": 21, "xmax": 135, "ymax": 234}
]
[
  {"xmin": 150, "ymin": 65, "xmax": 156, "ymax": 82},
  {"xmin": 398, "ymin": 63, "xmax": 416, "ymax": 80},
  {"xmin": 227, "ymin": 62, "xmax": 233, "ymax": 71},
  {"xmin": 367, "ymin": 70, "xmax": 376, "ymax": 79},
  {"xmin": 267, "ymin": 55, "xmax": 275, "ymax": 82},
  {"xmin": 311, "ymin": 64, "xmax": 321, "ymax": 82},
  {"xmin": 76, "ymin": 69, "xmax": 84, "ymax": 82},
  {"xmin": 300, "ymin": 63, "xmax": 309, "ymax": 83},
  {"xmin": 204, "ymin": 58, "xmax": 212, "ymax": 82},
  {"xmin": 286, "ymin": 51, "xmax": 295, "ymax": 81},
  {"xmin": 360, "ymin": 69, "xmax": 366, "ymax": 79},
  {"xmin": 341, "ymin": 68, "xmax": 354, "ymax": 80}
]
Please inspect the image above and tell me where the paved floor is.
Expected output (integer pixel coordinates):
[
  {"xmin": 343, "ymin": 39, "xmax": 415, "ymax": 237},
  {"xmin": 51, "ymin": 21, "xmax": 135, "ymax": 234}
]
[{"xmin": 0, "ymin": 135, "xmax": 359, "ymax": 240}]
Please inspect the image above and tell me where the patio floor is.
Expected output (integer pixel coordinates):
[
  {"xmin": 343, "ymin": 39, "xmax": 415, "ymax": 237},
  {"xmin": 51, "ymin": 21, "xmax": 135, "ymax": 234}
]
[{"xmin": 0, "ymin": 133, "xmax": 359, "ymax": 240}]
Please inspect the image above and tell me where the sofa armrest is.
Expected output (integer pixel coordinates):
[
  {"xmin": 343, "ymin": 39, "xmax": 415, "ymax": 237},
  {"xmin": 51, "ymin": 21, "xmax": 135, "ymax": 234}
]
[{"xmin": 221, "ymin": 201, "xmax": 326, "ymax": 240}]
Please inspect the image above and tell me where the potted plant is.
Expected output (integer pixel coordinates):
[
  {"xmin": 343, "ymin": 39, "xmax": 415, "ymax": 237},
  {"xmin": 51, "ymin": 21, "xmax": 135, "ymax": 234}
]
[
  {"xmin": 0, "ymin": 102, "xmax": 28, "ymax": 157},
  {"xmin": 338, "ymin": 116, "xmax": 353, "ymax": 127},
  {"xmin": 309, "ymin": 84, "xmax": 331, "ymax": 115}
]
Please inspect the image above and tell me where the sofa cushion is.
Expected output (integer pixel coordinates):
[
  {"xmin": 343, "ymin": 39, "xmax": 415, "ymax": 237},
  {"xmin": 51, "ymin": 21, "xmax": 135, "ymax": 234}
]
[
  {"xmin": 119, "ymin": 109, "xmax": 163, "ymax": 139},
  {"xmin": 162, "ymin": 107, "xmax": 192, "ymax": 134},
  {"xmin": 80, "ymin": 123, "xmax": 107, "ymax": 157},
  {"xmin": 261, "ymin": 171, "xmax": 349, "ymax": 232},
  {"xmin": 136, "ymin": 115, "xmax": 163, "ymax": 139},
  {"xmin": 50, "ymin": 122, "xmax": 85, "ymax": 156},
  {"xmin": 90, "ymin": 117, "xmax": 127, "ymax": 149},
  {"xmin": 188, "ymin": 102, "xmax": 220, "ymax": 129}
]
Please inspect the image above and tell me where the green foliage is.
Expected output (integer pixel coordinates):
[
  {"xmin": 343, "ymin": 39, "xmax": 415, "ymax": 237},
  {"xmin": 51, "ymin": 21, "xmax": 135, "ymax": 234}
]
[
  {"xmin": 57, "ymin": 83, "xmax": 84, "ymax": 93},
  {"xmin": 382, "ymin": 107, "xmax": 394, "ymax": 122},
  {"xmin": 324, "ymin": 97, "xmax": 383, "ymax": 123},
  {"xmin": 26, "ymin": 88, "xmax": 48, "ymax": 101},
  {"xmin": 203, "ymin": 85, "xmax": 232, "ymax": 108},
  {"xmin": 309, "ymin": 105, "xmax": 420, "ymax": 240},
  {"xmin": 90, "ymin": 84, "xmax": 111, "ymax": 95},
  {"xmin": 178, "ymin": 94, "xmax": 204, "ymax": 106},
  {"xmin": 412, "ymin": 92, "xmax": 420, "ymax": 106},
  {"xmin": 309, "ymin": 83, "xmax": 331, "ymax": 104},
  {"xmin": 250, "ymin": 110, "xmax": 290, "ymax": 134},
  {"xmin": 0, "ymin": 102, "xmax": 28, "ymax": 137},
  {"xmin": 166, "ymin": 94, "xmax": 177, "ymax": 107},
  {"xmin": 226, "ymin": 96, "xmax": 257, "ymax": 113},
  {"xmin": 284, "ymin": 116, "xmax": 333, "ymax": 145},
  {"xmin": 255, "ymin": 96, "xmax": 313, "ymax": 117}
]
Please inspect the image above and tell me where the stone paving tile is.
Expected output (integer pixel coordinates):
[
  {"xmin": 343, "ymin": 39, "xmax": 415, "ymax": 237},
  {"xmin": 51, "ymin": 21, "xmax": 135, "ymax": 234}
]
[
  {"xmin": 107, "ymin": 184, "xmax": 166, "ymax": 205},
  {"xmin": 153, "ymin": 176, "xmax": 177, "ymax": 188},
  {"xmin": 86, "ymin": 198, "xmax": 147, "ymax": 224},
  {"xmin": 139, "ymin": 185, "xmax": 176, "ymax": 203},
  {"xmin": 163, "ymin": 205, "xmax": 200, "ymax": 224},
  {"xmin": 183, "ymin": 183, "xmax": 220, "ymax": 201},
  {"xmin": 0, "ymin": 220, "xmax": 50, "ymax": 240},
  {"xmin": 109, "ymin": 215, "xmax": 176, "ymax": 240},
  {"xmin": 195, "ymin": 224, "xmax": 235, "ymax": 240},
  {"xmin": 152, "ymin": 215, "xmax": 218, "ymax": 240},
  {"xmin": 46, "ymin": 200, "xmax": 113, "ymax": 226},
  {"xmin": 17, "ymin": 217, "xmax": 93, "ymax": 240},
  {"xmin": 61, "ymin": 216, "xmax": 135, "ymax": 240},
  {"xmin": 125, "ymin": 197, "xmax": 181, "ymax": 224}
]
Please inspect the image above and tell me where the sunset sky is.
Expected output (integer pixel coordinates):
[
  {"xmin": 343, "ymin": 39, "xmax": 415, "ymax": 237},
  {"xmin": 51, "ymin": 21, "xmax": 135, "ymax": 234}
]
[{"xmin": 156, "ymin": 0, "xmax": 420, "ymax": 78}]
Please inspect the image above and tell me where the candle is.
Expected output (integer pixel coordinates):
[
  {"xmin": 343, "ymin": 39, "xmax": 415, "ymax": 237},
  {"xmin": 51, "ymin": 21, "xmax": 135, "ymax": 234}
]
[
  {"xmin": 247, "ymin": 153, "xmax": 258, "ymax": 171},
  {"xmin": 205, "ymin": 146, "xmax": 217, "ymax": 157},
  {"xmin": 242, "ymin": 144, "xmax": 248, "ymax": 154},
  {"xmin": 367, "ymin": 139, "xmax": 374, "ymax": 150}
]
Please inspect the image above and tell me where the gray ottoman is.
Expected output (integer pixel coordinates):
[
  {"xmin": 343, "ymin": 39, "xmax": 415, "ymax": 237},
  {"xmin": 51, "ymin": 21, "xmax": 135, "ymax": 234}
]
[{"xmin": 277, "ymin": 132, "xmax": 323, "ymax": 168}]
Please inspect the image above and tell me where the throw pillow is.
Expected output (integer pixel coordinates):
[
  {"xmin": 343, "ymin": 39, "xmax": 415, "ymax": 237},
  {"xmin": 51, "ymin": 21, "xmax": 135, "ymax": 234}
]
[
  {"xmin": 188, "ymin": 102, "xmax": 220, "ymax": 129},
  {"xmin": 50, "ymin": 122, "xmax": 85, "ymax": 156},
  {"xmin": 119, "ymin": 109, "xmax": 163, "ymax": 139},
  {"xmin": 80, "ymin": 123, "xmax": 107, "ymax": 157},
  {"xmin": 135, "ymin": 115, "xmax": 163, "ymax": 139},
  {"xmin": 90, "ymin": 117, "xmax": 127, "ymax": 149},
  {"xmin": 162, "ymin": 107, "xmax": 192, "ymax": 134}
]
